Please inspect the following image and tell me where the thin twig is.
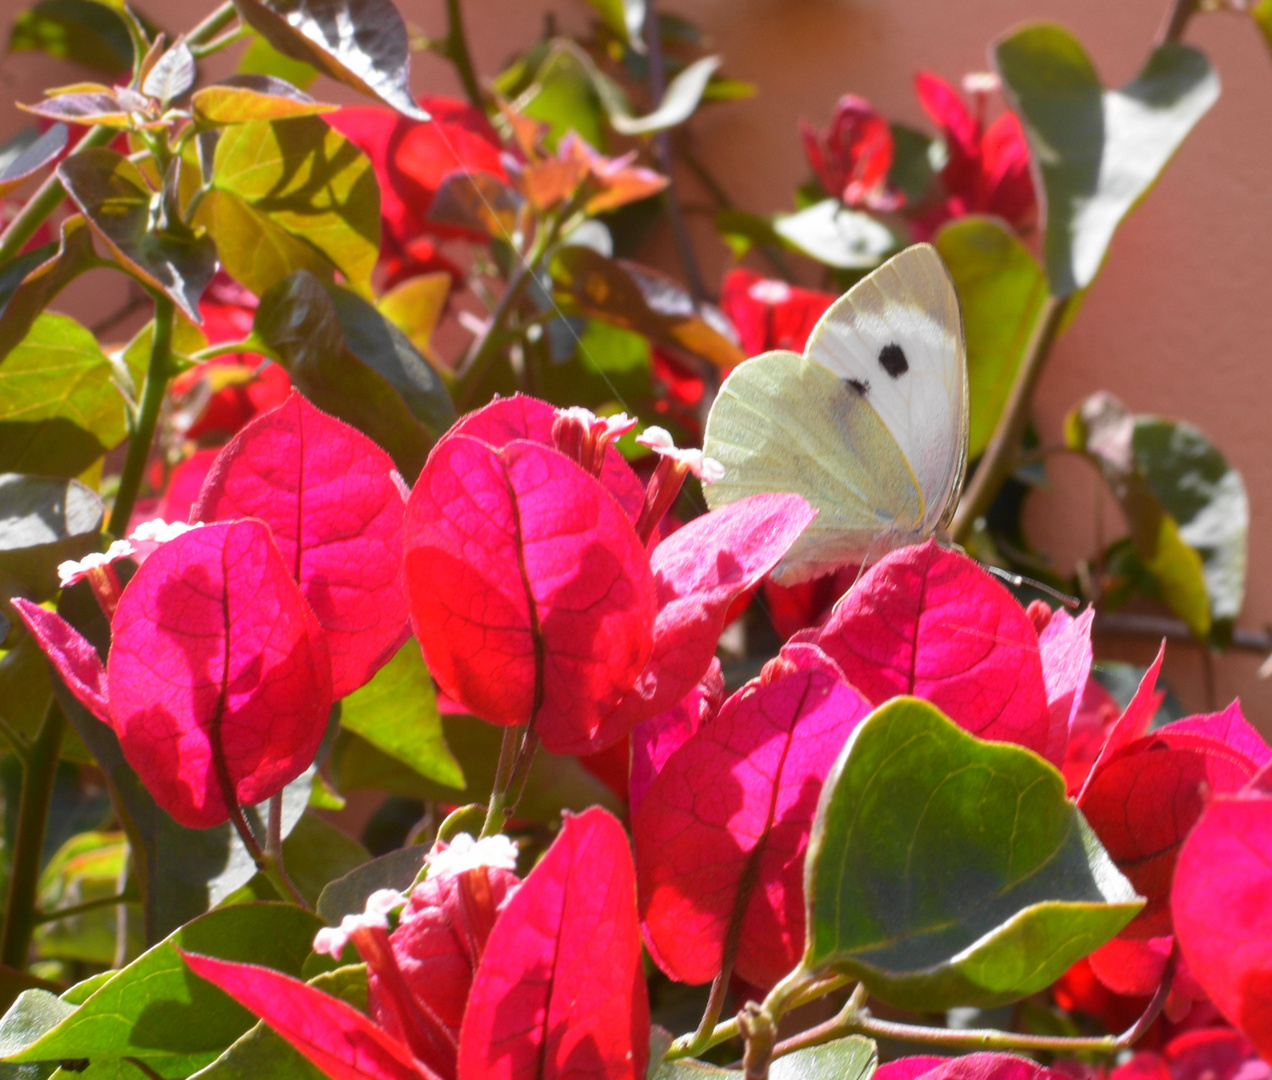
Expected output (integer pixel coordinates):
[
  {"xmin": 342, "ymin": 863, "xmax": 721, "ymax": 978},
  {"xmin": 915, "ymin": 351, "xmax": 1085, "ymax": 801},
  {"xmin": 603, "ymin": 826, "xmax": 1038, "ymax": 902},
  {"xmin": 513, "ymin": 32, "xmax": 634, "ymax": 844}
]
[
  {"xmin": 1158, "ymin": 0, "xmax": 1199, "ymax": 44},
  {"xmin": 34, "ymin": 892, "xmax": 132, "ymax": 925},
  {"xmin": 442, "ymin": 0, "xmax": 484, "ymax": 111}
]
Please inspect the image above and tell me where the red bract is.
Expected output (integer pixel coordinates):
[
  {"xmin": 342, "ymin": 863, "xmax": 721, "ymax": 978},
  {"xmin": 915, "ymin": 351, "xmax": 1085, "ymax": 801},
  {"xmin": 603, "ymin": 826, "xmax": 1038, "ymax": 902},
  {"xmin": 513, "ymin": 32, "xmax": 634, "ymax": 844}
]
[
  {"xmin": 1111, "ymin": 1029, "xmax": 1270, "ymax": 1080},
  {"xmin": 1037, "ymin": 608, "xmax": 1095, "ymax": 769},
  {"xmin": 329, "ymin": 97, "xmax": 504, "ymax": 280},
  {"xmin": 1172, "ymin": 778, "xmax": 1272, "ymax": 1057},
  {"xmin": 634, "ymin": 644, "xmax": 872, "ymax": 989},
  {"xmin": 720, "ymin": 269, "xmax": 837, "ymax": 357},
  {"xmin": 800, "ymin": 94, "xmax": 902, "ymax": 211},
  {"xmin": 15, "ymin": 521, "xmax": 332, "ymax": 827},
  {"xmin": 457, "ymin": 808, "xmax": 649, "ymax": 1080},
  {"xmin": 193, "ymin": 392, "xmax": 410, "ymax": 698},
  {"xmin": 404, "ymin": 431, "xmax": 657, "ymax": 754},
  {"xmin": 802, "ymin": 541, "xmax": 1053, "ymax": 759},
  {"xmin": 404, "ymin": 396, "xmax": 814, "ymax": 755},
  {"xmin": 911, "ymin": 71, "xmax": 1035, "ymax": 239},
  {"xmin": 762, "ymin": 565, "xmax": 860, "ymax": 641},
  {"xmin": 877, "ymin": 1053, "xmax": 1063, "ymax": 1080}
]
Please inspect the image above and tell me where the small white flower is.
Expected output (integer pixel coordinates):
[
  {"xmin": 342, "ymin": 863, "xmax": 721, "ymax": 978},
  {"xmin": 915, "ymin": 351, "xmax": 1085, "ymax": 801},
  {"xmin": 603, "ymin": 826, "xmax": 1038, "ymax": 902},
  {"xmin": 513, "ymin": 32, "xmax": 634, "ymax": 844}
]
[
  {"xmin": 747, "ymin": 279, "xmax": 791, "ymax": 305},
  {"xmin": 636, "ymin": 427, "xmax": 726, "ymax": 485},
  {"xmin": 58, "ymin": 540, "xmax": 135, "ymax": 587},
  {"xmin": 424, "ymin": 833, "xmax": 519, "ymax": 881},
  {"xmin": 555, "ymin": 406, "xmax": 637, "ymax": 441},
  {"xmin": 312, "ymin": 888, "xmax": 406, "ymax": 957},
  {"xmin": 129, "ymin": 518, "xmax": 204, "ymax": 544},
  {"xmin": 962, "ymin": 71, "xmax": 1000, "ymax": 95}
]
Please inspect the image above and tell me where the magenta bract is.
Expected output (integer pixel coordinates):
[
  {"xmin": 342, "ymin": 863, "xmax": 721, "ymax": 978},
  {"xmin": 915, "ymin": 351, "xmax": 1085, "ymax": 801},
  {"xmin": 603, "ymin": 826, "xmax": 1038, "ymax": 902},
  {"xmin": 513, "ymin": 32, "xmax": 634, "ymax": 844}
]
[
  {"xmin": 194, "ymin": 391, "xmax": 410, "ymax": 698},
  {"xmin": 634, "ymin": 644, "xmax": 871, "ymax": 988},
  {"xmin": 404, "ymin": 432, "xmax": 657, "ymax": 754},
  {"xmin": 806, "ymin": 541, "xmax": 1050, "ymax": 755},
  {"xmin": 457, "ymin": 808, "xmax": 649, "ymax": 1080}
]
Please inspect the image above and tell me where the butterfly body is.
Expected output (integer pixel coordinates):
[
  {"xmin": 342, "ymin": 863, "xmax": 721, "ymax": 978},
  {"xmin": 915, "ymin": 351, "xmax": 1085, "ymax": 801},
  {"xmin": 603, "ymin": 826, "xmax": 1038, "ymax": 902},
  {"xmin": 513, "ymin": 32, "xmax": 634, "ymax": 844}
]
[{"xmin": 704, "ymin": 244, "xmax": 968, "ymax": 584}]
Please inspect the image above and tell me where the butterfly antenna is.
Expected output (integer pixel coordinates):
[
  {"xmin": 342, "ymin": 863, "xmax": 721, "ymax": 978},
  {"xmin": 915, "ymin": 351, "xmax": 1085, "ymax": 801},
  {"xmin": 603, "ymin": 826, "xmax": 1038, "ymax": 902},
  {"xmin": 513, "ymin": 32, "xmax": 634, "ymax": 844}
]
[{"xmin": 982, "ymin": 564, "xmax": 1080, "ymax": 609}]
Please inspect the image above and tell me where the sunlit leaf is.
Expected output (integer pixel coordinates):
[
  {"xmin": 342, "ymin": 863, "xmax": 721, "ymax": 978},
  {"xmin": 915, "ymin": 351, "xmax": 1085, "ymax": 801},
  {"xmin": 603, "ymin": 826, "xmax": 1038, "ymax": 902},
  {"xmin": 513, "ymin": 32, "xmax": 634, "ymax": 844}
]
[
  {"xmin": 141, "ymin": 37, "xmax": 195, "ymax": 106},
  {"xmin": 773, "ymin": 199, "xmax": 901, "ymax": 269},
  {"xmin": 803, "ymin": 697, "xmax": 1142, "ymax": 1010},
  {"xmin": 995, "ymin": 25, "xmax": 1219, "ymax": 297},
  {"xmin": 603, "ymin": 55, "xmax": 721, "ymax": 135},
  {"xmin": 376, "ymin": 273, "xmax": 449, "ymax": 366},
  {"xmin": 192, "ymin": 75, "xmax": 337, "ymax": 123}
]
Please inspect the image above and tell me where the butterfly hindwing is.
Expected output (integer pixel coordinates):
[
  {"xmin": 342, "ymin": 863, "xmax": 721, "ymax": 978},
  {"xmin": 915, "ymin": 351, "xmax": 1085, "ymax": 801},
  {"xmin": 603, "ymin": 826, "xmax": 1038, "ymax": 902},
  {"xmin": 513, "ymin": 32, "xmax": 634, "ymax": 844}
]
[
  {"xmin": 805, "ymin": 243, "xmax": 968, "ymax": 532},
  {"xmin": 704, "ymin": 351, "xmax": 923, "ymax": 583}
]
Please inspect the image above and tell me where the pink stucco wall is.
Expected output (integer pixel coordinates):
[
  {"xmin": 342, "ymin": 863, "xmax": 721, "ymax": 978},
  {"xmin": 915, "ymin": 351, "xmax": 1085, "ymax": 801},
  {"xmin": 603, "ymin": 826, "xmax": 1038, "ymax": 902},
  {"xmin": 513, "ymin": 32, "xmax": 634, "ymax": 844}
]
[{"xmin": 4, "ymin": 0, "xmax": 1270, "ymax": 723}]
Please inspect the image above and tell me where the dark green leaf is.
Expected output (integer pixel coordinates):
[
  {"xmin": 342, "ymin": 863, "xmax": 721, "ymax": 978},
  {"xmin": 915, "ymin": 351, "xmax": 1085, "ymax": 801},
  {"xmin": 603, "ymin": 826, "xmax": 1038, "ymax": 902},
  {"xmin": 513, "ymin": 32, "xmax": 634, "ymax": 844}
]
[
  {"xmin": 201, "ymin": 116, "xmax": 380, "ymax": 298},
  {"xmin": 223, "ymin": 814, "xmax": 369, "ymax": 908},
  {"xmin": 651, "ymin": 1039, "xmax": 875, "ymax": 1080},
  {"xmin": 323, "ymin": 286, "xmax": 457, "ymax": 442},
  {"xmin": 0, "ymin": 217, "xmax": 102, "ymax": 366},
  {"xmin": 887, "ymin": 123, "xmax": 935, "ymax": 205},
  {"xmin": 995, "ymin": 25, "xmax": 1219, "ymax": 297},
  {"xmin": 0, "ymin": 126, "xmax": 67, "ymax": 199},
  {"xmin": 316, "ymin": 846, "xmax": 428, "ymax": 925},
  {"xmin": 338, "ymin": 639, "xmax": 462, "ymax": 788},
  {"xmin": 773, "ymin": 199, "xmax": 901, "ymax": 270},
  {"xmin": 803, "ymin": 697, "xmax": 1142, "ymax": 1010},
  {"xmin": 7, "ymin": 0, "xmax": 133, "ymax": 75},
  {"xmin": 1132, "ymin": 418, "xmax": 1247, "ymax": 645},
  {"xmin": 552, "ymin": 246, "xmax": 744, "ymax": 367},
  {"xmin": 141, "ymin": 38, "xmax": 195, "ymax": 106},
  {"xmin": 1066, "ymin": 392, "xmax": 1213, "ymax": 639},
  {"xmin": 537, "ymin": 318, "xmax": 652, "ymax": 412},
  {"xmin": 712, "ymin": 209, "xmax": 783, "ymax": 260},
  {"xmin": 191, "ymin": 75, "xmax": 336, "ymax": 123},
  {"xmin": 582, "ymin": 0, "xmax": 645, "ymax": 49},
  {"xmin": 231, "ymin": 0, "xmax": 427, "ymax": 120},
  {"xmin": 0, "ymin": 634, "xmax": 51, "ymax": 748},
  {"xmin": 934, "ymin": 216, "xmax": 1048, "ymax": 460},
  {"xmin": 253, "ymin": 271, "xmax": 434, "ymax": 477},
  {"xmin": 58, "ymin": 150, "xmax": 216, "ymax": 322},
  {"xmin": 0, "ymin": 313, "xmax": 127, "ymax": 476},
  {"xmin": 1, "ymin": 904, "xmax": 322, "ymax": 1065},
  {"xmin": 0, "ymin": 475, "xmax": 101, "ymax": 615},
  {"xmin": 187, "ymin": 965, "xmax": 365, "ymax": 1080}
]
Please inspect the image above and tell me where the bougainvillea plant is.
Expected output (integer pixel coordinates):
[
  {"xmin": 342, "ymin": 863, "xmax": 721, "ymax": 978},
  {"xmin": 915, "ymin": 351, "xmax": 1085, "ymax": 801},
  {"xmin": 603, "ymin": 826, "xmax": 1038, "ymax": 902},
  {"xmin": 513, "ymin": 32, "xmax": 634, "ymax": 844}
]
[{"xmin": 0, "ymin": 0, "xmax": 1270, "ymax": 1077}]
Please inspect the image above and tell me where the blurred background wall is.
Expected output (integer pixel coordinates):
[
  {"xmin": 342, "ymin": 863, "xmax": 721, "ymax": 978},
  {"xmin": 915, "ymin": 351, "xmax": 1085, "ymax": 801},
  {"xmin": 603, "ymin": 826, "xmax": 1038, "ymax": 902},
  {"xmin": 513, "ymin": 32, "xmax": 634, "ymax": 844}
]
[{"xmin": 3, "ymin": 0, "xmax": 1270, "ymax": 722}]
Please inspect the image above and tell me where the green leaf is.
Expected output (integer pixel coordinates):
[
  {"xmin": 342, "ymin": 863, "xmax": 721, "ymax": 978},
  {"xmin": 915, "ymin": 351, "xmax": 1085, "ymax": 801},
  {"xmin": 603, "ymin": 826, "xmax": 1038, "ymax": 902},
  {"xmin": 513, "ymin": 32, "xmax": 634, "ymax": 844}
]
[
  {"xmin": 192, "ymin": 75, "xmax": 336, "ymax": 124},
  {"xmin": 0, "ymin": 475, "xmax": 101, "ymax": 613},
  {"xmin": 887, "ymin": 124, "xmax": 935, "ymax": 206},
  {"xmin": 35, "ymin": 832, "xmax": 136, "ymax": 965},
  {"xmin": 58, "ymin": 150, "xmax": 216, "ymax": 322},
  {"xmin": 187, "ymin": 965, "xmax": 365, "ymax": 1080},
  {"xmin": 582, "ymin": 0, "xmax": 645, "ymax": 49},
  {"xmin": 1255, "ymin": 0, "xmax": 1272, "ymax": 56},
  {"xmin": 773, "ymin": 199, "xmax": 901, "ymax": 270},
  {"xmin": 551, "ymin": 246, "xmax": 744, "ymax": 367},
  {"xmin": 0, "ymin": 634, "xmax": 51, "ymax": 748},
  {"xmin": 202, "ymin": 116, "xmax": 380, "ymax": 298},
  {"xmin": 0, "ymin": 904, "xmax": 322, "ymax": 1065},
  {"xmin": 934, "ymin": 216, "xmax": 1048, "ymax": 460},
  {"xmin": 803, "ymin": 697, "xmax": 1142, "ymax": 1011},
  {"xmin": 713, "ymin": 209, "xmax": 784, "ymax": 259},
  {"xmin": 376, "ymin": 273, "xmax": 449, "ymax": 366},
  {"xmin": 7, "ymin": 0, "xmax": 133, "ymax": 75},
  {"xmin": 316, "ymin": 846, "xmax": 428, "ymax": 926},
  {"xmin": 0, "ymin": 126, "xmax": 68, "ymax": 199},
  {"xmin": 322, "ymin": 285, "xmax": 457, "ymax": 442},
  {"xmin": 605, "ymin": 55, "xmax": 722, "ymax": 135},
  {"xmin": 338, "ymin": 639, "xmax": 462, "ymax": 789},
  {"xmin": 236, "ymin": 32, "xmax": 317, "ymax": 91},
  {"xmin": 252, "ymin": 271, "xmax": 433, "ymax": 477},
  {"xmin": 517, "ymin": 45, "xmax": 608, "ymax": 151},
  {"xmin": 538, "ymin": 318, "xmax": 652, "ymax": 412},
  {"xmin": 0, "ymin": 992, "xmax": 76, "ymax": 1059},
  {"xmin": 427, "ymin": 172, "xmax": 522, "ymax": 240},
  {"xmin": 994, "ymin": 25, "xmax": 1219, "ymax": 298},
  {"xmin": 0, "ymin": 313, "xmax": 127, "ymax": 476},
  {"xmin": 223, "ymin": 814, "xmax": 369, "ymax": 908},
  {"xmin": 231, "ymin": 0, "xmax": 428, "ymax": 120},
  {"xmin": 1132, "ymin": 418, "xmax": 1247, "ymax": 645},
  {"xmin": 332, "ymin": 716, "xmax": 622, "ymax": 820},
  {"xmin": 652, "ymin": 1038, "xmax": 876, "ymax": 1080},
  {"xmin": 0, "ymin": 217, "xmax": 103, "ymax": 366}
]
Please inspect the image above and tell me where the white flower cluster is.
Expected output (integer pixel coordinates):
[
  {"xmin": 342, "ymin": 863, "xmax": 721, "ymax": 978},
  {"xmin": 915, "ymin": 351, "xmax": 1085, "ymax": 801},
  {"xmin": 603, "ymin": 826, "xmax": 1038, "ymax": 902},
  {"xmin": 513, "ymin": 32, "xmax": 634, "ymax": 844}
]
[
  {"xmin": 57, "ymin": 540, "xmax": 135, "ymax": 587},
  {"xmin": 636, "ymin": 426, "xmax": 726, "ymax": 484},
  {"xmin": 129, "ymin": 518, "xmax": 204, "ymax": 544},
  {"xmin": 423, "ymin": 832, "xmax": 519, "ymax": 881},
  {"xmin": 312, "ymin": 888, "xmax": 406, "ymax": 958}
]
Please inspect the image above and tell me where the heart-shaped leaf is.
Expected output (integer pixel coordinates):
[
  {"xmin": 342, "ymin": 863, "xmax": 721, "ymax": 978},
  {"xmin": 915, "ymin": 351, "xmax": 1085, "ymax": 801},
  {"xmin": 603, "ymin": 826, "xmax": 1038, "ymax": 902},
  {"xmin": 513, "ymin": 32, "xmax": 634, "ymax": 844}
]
[
  {"xmin": 808, "ymin": 542, "xmax": 1052, "ymax": 760},
  {"xmin": 193, "ymin": 391, "xmax": 409, "ymax": 698},
  {"xmin": 457, "ymin": 808, "xmax": 649, "ymax": 1080},
  {"xmin": 994, "ymin": 25, "xmax": 1219, "ymax": 297},
  {"xmin": 201, "ymin": 116, "xmax": 380, "ymax": 297},
  {"xmin": 404, "ymin": 434, "xmax": 656, "ymax": 755},
  {"xmin": 635, "ymin": 646, "xmax": 871, "ymax": 988},
  {"xmin": 232, "ymin": 0, "xmax": 428, "ymax": 120},
  {"xmin": 59, "ymin": 149, "xmax": 216, "ymax": 321},
  {"xmin": 933, "ymin": 216, "xmax": 1048, "ymax": 460},
  {"xmin": 107, "ymin": 519, "xmax": 333, "ymax": 827},
  {"xmin": 802, "ymin": 697, "xmax": 1142, "ymax": 1010}
]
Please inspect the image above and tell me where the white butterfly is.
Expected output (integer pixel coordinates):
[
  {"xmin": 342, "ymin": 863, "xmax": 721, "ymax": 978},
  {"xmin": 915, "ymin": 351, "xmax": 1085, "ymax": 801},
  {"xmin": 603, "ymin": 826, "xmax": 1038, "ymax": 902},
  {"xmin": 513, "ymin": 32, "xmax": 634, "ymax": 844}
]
[{"xmin": 703, "ymin": 243, "xmax": 969, "ymax": 585}]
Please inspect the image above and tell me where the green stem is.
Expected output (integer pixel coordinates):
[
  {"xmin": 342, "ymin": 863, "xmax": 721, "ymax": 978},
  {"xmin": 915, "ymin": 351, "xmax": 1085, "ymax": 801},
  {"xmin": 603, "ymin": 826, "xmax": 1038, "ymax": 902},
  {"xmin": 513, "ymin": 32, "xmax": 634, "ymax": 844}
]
[
  {"xmin": 109, "ymin": 295, "xmax": 175, "ymax": 537},
  {"xmin": 442, "ymin": 0, "xmax": 484, "ymax": 111},
  {"xmin": 263, "ymin": 792, "xmax": 307, "ymax": 907},
  {"xmin": 0, "ymin": 126, "xmax": 115, "ymax": 265},
  {"xmin": 951, "ymin": 294, "xmax": 1069, "ymax": 543},
  {"xmin": 34, "ymin": 891, "xmax": 131, "ymax": 925},
  {"xmin": 186, "ymin": 1, "xmax": 238, "ymax": 47},
  {"xmin": 1158, "ymin": 0, "xmax": 1198, "ymax": 44},
  {"xmin": 0, "ymin": 715, "xmax": 30, "ymax": 763},
  {"xmin": 0, "ymin": 700, "xmax": 67, "ymax": 969},
  {"xmin": 480, "ymin": 725, "xmax": 522, "ymax": 838}
]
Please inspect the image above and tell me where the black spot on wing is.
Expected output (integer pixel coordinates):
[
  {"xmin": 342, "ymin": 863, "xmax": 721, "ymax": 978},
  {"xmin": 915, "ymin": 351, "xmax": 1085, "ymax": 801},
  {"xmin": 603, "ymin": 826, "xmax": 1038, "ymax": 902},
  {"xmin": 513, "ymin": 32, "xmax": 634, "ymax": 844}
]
[
  {"xmin": 878, "ymin": 343, "xmax": 908, "ymax": 379},
  {"xmin": 844, "ymin": 377, "xmax": 870, "ymax": 396}
]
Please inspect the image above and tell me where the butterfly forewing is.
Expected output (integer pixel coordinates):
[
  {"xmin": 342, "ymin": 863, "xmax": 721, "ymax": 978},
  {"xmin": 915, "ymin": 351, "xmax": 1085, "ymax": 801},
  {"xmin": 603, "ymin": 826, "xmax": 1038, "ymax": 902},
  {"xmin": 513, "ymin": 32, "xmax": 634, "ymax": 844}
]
[{"xmin": 805, "ymin": 243, "xmax": 968, "ymax": 532}]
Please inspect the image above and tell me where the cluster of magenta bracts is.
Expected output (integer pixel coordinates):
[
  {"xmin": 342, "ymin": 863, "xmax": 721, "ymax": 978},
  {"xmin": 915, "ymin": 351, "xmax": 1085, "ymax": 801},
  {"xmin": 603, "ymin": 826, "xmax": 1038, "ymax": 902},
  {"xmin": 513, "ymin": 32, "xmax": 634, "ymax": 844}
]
[{"xmin": 15, "ymin": 391, "xmax": 1272, "ymax": 1078}]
